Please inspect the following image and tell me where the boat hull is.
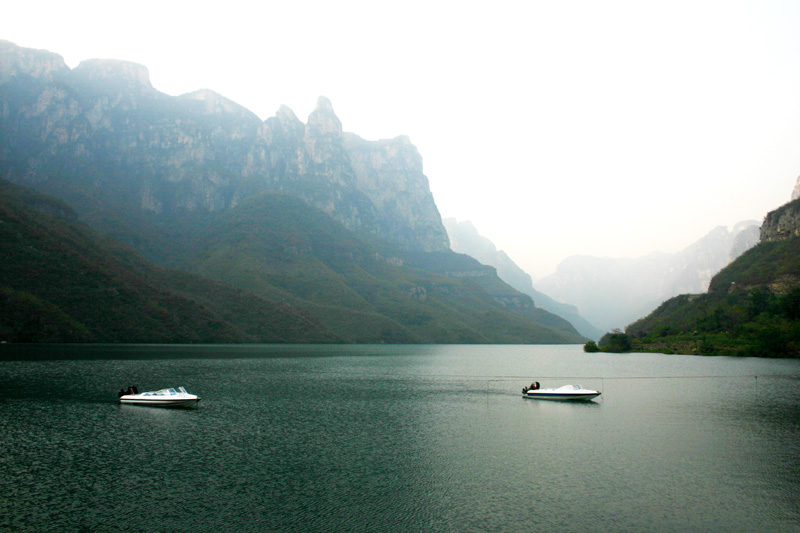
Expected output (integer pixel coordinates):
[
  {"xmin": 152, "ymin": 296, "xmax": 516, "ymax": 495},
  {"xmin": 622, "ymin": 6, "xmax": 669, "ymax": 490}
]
[
  {"xmin": 523, "ymin": 391, "xmax": 600, "ymax": 401},
  {"xmin": 522, "ymin": 384, "xmax": 601, "ymax": 401},
  {"xmin": 119, "ymin": 387, "xmax": 201, "ymax": 408},
  {"xmin": 120, "ymin": 397, "xmax": 201, "ymax": 408}
]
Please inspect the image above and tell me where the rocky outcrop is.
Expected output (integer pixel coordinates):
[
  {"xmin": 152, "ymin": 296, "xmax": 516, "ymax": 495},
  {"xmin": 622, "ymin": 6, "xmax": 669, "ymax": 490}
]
[
  {"xmin": 0, "ymin": 41, "xmax": 449, "ymax": 253},
  {"xmin": 71, "ymin": 59, "xmax": 154, "ymax": 92},
  {"xmin": 346, "ymin": 134, "xmax": 449, "ymax": 251},
  {"xmin": 0, "ymin": 40, "xmax": 69, "ymax": 84},
  {"xmin": 761, "ymin": 198, "xmax": 800, "ymax": 242}
]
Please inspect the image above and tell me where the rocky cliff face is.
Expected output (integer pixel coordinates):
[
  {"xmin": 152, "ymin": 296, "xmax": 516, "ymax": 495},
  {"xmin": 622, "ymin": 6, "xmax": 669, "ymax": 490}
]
[
  {"xmin": 0, "ymin": 41, "xmax": 449, "ymax": 253},
  {"xmin": 72, "ymin": 58, "xmax": 154, "ymax": 91},
  {"xmin": 346, "ymin": 134, "xmax": 449, "ymax": 251},
  {"xmin": 0, "ymin": 40, "xmax": 69, "ymax": 83},
  {"xmin": 761, "ymin": 198, "xmax": 800, "ymax": 243}
]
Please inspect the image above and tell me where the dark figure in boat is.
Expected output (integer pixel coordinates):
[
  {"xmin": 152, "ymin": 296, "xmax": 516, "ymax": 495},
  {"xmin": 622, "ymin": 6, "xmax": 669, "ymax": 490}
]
[
  {"xmin": 522, "ymin": 381, "xmax": 540, "ymax": 394},
  {"xmin": 118, "ymin": 385, "xmax": 139, "ymax": 398}
]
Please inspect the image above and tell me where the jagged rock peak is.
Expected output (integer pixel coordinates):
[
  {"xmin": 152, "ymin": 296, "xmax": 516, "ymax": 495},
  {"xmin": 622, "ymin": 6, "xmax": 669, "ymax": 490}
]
[
  {"xmin": 315, "ymin": 95, "xmax": 335, "ymax": 113},
  {"xmin": 260, "ymin": 104, "xmax": 305, "ymax": 143},
  {"xmin": 274, "ymin": 104, "xmax": 303, "ymax": 131},
  {"xmin": 306, "ymin": 96, "xmax": 342, "ymax": 136},
  {"xmin": 72, "ymin": 58, "xmax": 153, "ymax": 90},
  {"xmin": 792, "ymin": 175, "xmax": 800, "ymax": 201},
  {"xmin": 276, "ymin": 104, "xmax": 299, "ymax": 121},
  {"xmin": 0, "ymin": 40, "xmax": 69, "ymax": 84}
]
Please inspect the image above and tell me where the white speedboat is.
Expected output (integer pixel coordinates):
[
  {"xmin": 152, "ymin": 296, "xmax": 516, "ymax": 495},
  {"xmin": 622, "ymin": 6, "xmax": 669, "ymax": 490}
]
[
  {"xmin": 119, "ymin": 386, "xmax": 201, "ymax": 408},
  {"xmin": 522, "ymin": 384, "xmax": 601, "ymax": 401}
]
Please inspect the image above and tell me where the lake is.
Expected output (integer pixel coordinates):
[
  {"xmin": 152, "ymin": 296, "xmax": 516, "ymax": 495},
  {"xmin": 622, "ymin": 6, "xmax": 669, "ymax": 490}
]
[{"xmin": 1, "ymin": 344, "xmax": 799, "ymax": 531}]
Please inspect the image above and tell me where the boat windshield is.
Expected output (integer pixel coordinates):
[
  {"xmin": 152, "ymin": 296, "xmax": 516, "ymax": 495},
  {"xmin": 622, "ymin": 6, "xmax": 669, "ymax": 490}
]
[{"xmin": 168, "ymin": 388, "xmax": 177, "ymax": 395}]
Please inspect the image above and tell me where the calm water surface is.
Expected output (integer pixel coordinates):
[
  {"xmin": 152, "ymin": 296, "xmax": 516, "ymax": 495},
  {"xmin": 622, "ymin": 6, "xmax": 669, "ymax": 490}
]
[{"xmin": 1, "ymin": 344, "xmax": 799, "ymax": 532}]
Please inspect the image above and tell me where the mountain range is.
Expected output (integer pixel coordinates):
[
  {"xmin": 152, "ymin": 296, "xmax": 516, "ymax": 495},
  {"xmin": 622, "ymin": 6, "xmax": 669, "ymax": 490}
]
[
  {"xmin": 626, "ymin": 198, "xmax": 800, "ymax": 357},
  {"xmin": 444, "ymin": 216, "xmax": 762, "ymax": 339},
  {"xmin": 536, "ymin": 221, "xmax": 760, "ymax": 332},
  {"xmin": 0, "ymin": 40, "xmax": 585, "ymax": 344}
]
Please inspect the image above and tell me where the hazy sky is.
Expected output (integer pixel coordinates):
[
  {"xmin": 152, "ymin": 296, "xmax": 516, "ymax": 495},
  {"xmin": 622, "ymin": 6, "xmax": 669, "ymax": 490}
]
[{"xmin": 4, "ymin": 0, "xmax": 800, "ymax": 278}]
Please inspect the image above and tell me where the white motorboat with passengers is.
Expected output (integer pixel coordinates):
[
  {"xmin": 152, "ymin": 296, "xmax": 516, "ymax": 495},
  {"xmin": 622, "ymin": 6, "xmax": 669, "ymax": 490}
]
[
  {"xmin": 118, "ymin": 386, "xmax": 201, "ymax": 408},
  {"xmin": 522, "ymin": 382, "xmax": 601, "ymax": 401}
]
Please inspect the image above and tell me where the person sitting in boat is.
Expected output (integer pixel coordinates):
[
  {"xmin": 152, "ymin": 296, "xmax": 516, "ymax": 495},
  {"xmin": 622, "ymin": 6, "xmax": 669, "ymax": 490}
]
[
  {"xmin": 120, "ymin": 386, "xmax": 139, "ymax": 397},
  {"xmin": 523, "ymin": 381, "xmax": 541, "ymax": 393}
]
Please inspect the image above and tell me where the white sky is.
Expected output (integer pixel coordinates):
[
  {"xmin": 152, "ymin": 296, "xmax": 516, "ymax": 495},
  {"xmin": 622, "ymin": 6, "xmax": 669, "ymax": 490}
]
[{"xmin": 4, "ymin": 0, "xmax": 800, "ymax": 278}]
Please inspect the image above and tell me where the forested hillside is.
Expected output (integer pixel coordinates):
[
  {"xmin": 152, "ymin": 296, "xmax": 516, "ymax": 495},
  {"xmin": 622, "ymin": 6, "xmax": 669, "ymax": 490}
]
[
  {"xmin": 0, "ymin": 179, "xmax": 585, "ymax": 343},
  {"xmin": 0, "ymin": 179, "xmax": 338, "ymax": 342},
  {"xmin": 627, "ymin": 200, "xmax": 800, "ymax": 357}
]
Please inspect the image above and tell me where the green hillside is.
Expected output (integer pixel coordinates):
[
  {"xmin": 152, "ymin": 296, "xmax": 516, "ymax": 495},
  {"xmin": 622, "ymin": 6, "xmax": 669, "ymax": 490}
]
[
  {"xmin": 184, "ymin": 191, "xmax": 584, "ymax": 343},
  {"xmin": 626, "ymin": 236, "xmax": 800, "ymax": 357},
  {"xmin": 0, "ymin": 181, "xmax": 584, "ymax": 344},
  {"xmin": 0, "ymin": 179, "xmax": 338, "ymax": 343}
]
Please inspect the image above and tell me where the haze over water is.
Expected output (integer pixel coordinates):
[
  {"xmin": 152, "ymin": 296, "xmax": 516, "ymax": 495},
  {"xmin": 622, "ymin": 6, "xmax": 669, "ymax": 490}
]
[{"xmin": 1, "ymin": 344, "xmax": 799, "ymax": 531}]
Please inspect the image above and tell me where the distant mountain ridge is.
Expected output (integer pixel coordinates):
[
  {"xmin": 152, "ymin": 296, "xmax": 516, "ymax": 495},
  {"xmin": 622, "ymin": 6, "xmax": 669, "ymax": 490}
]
[
  {"xmin": 443, "ymin": 218, "xmax": 602, "ymax": 339},
  {"xmin": 536, "ymin": 222, "xmax": 760, "ymax": 332},
  {"xmin": 0, "ymin": 40, "xmax": 584, "ymax": 344}
]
